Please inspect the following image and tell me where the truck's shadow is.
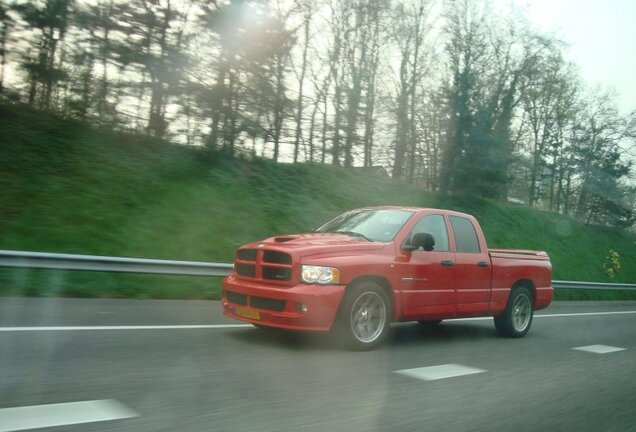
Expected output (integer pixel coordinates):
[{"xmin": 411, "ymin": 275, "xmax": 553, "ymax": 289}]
[
  {"xmin": 389, "ymin": 321, "xmax": 496, "ymax": 347},
  {"xmin": 228, "ymin": 326, "xmax": 338, "ymax": 351},
  {"xmin": 228, "ymin": 321, "xmax": 498, "ymax": 351}
]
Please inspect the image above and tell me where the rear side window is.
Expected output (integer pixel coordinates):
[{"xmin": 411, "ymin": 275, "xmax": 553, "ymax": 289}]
[{"xmin": 450, "ymin": 216, "xmax": 481, "ymax": 253}]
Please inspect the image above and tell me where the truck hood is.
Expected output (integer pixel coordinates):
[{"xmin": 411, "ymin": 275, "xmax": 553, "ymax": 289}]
[{"xmin": 244, "ymin": 233, "xmax": 386, "ymax": 257}]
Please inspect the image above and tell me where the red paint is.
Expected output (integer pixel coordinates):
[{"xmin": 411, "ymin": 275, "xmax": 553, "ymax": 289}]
[{"xmin": 222, "ymin": 207, "xmax": 553, "ymax": 331}]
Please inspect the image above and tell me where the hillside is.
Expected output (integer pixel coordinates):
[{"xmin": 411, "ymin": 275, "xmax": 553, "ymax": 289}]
[{"xmin": 1, "ymin": 104, "xmax": 634, "ymax": 299}]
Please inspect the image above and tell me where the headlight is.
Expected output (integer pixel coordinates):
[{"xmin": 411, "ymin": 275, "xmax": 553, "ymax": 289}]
[{"xmin": 301, "ymin": 265, "xmax": 340, "ymax": 284}]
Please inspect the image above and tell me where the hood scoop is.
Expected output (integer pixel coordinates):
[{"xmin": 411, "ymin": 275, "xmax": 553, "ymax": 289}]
[{"xmin": 274, "ymin": 236, "xmax": 300, "ymax": 243}]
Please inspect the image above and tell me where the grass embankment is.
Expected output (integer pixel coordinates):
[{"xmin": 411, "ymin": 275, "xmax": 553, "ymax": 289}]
[{"xmin": 1, "ymin": 104, "xmax": 634, "ymax": 300}]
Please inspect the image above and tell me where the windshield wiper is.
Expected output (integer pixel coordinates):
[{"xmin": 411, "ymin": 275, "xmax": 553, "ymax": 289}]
[{"xmin": 331, "ymin": 231, "xmax": 372, "ymax": 242}]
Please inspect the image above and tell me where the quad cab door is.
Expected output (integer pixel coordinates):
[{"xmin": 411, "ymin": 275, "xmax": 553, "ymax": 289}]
[
  {"xmin": 398, "ymin": 214, "xmax": 456, "ymax": 320},
  {"xmin": 448, "ymin": 215, "xmax": 491, "ymax": 315}
]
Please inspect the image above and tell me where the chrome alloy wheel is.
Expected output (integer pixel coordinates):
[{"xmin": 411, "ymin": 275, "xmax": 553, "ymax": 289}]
[
  {"xmin": 511, "ymin": 293, "xmax": 532, "ymax": 332},
  {"xmin": 350, "ymin": 291, "xmax": 387, "ymax": 343}
]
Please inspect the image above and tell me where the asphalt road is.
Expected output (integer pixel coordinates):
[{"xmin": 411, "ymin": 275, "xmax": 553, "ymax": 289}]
[{"xmin": 1, "ymin": 298, "xmax": 635, "ymax": 432}]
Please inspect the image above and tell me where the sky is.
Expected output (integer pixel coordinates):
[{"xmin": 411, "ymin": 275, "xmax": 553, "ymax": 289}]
[{"xmin": 514, "ymin": 0, "xmax": 636, "ymax": 115}]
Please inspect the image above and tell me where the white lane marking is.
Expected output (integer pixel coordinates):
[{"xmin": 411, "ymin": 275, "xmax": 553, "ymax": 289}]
[
  {"xmin": 395, "ymin": 364, "xmax": 486, "ymax": 381},
  {"xmin": 572, "ymin": 344, "xmax": 626, "ymax": 354},
  {"xmin": 0, "ymin": 399, "xmax": 138, "ymax": 432},
  {"xmin": 535, "ymin": 311, "xmax": 636, "ymax": 318},
  {"xmin": 449, "ymin": 310, "xmax": 636, "ymax": 322},
  {"xmin": 0, "ymin": 324, "xmax": 251, "ymax": 332},
  {"xmin": 0, "ymin": 310, "xmax": 634, "ymax": 332}
]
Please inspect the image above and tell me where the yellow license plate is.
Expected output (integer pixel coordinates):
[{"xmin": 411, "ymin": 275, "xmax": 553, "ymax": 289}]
[{"xmin": 236, "ymin": 307, "xmax": 260, "ymax": 320}]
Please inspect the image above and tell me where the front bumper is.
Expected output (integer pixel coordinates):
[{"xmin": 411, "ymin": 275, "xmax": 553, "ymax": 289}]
[{"xmin": 221, "ymin": 275, "xmax": 346, "ymax": 331}]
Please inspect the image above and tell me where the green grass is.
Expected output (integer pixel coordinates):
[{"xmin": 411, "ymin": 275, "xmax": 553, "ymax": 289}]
[{"xmin": 1, "ymin": 104, "xmax": 634, "ymax": 300}]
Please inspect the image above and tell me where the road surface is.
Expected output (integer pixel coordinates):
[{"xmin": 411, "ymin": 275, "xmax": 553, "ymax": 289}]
[{"xmin": 1, "ymin": 298, "xmax": 635, "ymax": 432}]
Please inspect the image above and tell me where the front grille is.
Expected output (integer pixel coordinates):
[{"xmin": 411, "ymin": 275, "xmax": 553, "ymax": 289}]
[
  {"xmin": 233, "ymin": 248, "xmax": 293, "ymax": 284},
  {"xmin": 237, "ymin": 249, "xmax": 257, "ymax": 261},
  {"xmin": 226, "ymin": 290, "xmax": 247, "ymax": 306},
  {"xmin": 263, "ymin": 250, "xmax": 292, "ymax": 264},
  {"xmin": 236, "ymin": 263, "xmax": 256, "ymax": 278},
  {"xmin": 251, "ymin": 296, "xmax": 286, "ymax": 312},
  {"xmin": 262, "ymin": 266, "xmax": 291, "ymax": 281}
]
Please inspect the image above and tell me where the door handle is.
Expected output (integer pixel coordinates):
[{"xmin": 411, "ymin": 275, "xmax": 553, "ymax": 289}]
[
  {"xmin": 441, "ymin": 260, "xmax": 454, "ymax": 267},
  {"xmin": 477, "ymin": 261, "xmax": 489, "ymax": 267}
]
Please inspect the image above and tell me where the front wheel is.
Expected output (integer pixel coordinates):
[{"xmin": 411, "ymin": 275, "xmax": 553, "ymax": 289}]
[
  {"xmin": 336, "ymin": 281, "xmax": 391, "ymax": 350},
  {"xmin": 494, "ymin": 286, "xmax": 534, "ymax": 338}
]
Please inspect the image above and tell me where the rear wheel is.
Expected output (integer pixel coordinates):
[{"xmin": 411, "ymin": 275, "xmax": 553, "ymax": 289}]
[
  {"xmin": 494, "ymin": 286, "xmax": 533, "ymax": 337},
  {"xmin": 336, "ymin": 281, "xmax": 391, "ymax": 350}
]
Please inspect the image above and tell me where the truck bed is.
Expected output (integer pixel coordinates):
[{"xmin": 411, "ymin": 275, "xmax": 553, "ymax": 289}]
[{"xmin": 489, "ymin": 248, "xmax": 550, "ymax": 261}]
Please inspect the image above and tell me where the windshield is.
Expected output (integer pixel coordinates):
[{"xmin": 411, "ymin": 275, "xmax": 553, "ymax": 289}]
[{"xmin": 315, "ymin": 209, "xmax": 414, "ymax": 242}]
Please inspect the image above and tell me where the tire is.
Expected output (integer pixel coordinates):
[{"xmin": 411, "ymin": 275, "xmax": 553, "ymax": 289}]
[
  {"xmin": 418, "ymin": 319, "xmax": 442, "ymax": 327},
  {"xmin": 336, "ymin": 281, "xmax": 391, "ymax": 350},
  {"xmin": 494, "ymin": 286, "xmax": 534, "ymax": 338}
]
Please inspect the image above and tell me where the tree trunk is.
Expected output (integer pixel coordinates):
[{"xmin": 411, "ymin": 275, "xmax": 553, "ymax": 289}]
[
  {"xmin": 332, "ymin": 81, "xmax": 342, "ymax": 166},
  {"xmin": 208, "ymin": 64, "xmax": 227, "ymax": 149},
  {"xmin": 293, "ymin": 12, "xmax": 311, "ymax": 163},
  {"xmin": 392, "ymin": 53, "xmax": 409, "ymax": 179},
  {"xmin": 273, "ymin": 55, "xmax": 286, "ymax": 162},
  {"xmin": 344, "ymin": 78, "xmax": 362, "ymax": 168}
]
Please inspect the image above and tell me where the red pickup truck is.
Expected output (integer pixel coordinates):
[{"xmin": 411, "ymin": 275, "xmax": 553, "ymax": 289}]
[{"xmin": 222, "ymin": 207, "xmax": 553, "ymax": 349}]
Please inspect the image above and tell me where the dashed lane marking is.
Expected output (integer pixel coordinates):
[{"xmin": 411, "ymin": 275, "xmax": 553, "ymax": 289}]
[
  {"xmin": 394, "ymin": 364, "xmax": 486, "ymax": 381},
  {"xmin": 0, "ymin": 400, "xmax": 138, "ymax": 432},
  {"xmin": 572, "ymin": 344, "xmax": 626, "ymax": 354}
]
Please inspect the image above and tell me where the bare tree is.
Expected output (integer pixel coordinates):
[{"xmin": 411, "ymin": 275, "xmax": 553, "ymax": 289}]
[
  {"xmin": 438, "ymin": 0, "xmax": 489, "ymax": 195},
  {"xmin": 15, "ymin": 0, "xmax": 73, "ymax": 109},
  {"xmin": 292, "ymin": 0, "xmax": 313, "ymax": 163},
  {"xmin": 572, "ymin": 91, "xmax": 635, "ymax": 226},
  {"xmin": 0, "ymin": 3, "xmax": 15, "ymax": 95},
  {"xmin": 391, "ymin": 0, "xmax": 433, "ymax": 180}
]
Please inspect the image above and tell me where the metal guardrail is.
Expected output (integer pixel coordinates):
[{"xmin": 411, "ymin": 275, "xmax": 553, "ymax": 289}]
[
  {"xmin": 0, "ymin": 250, "xmax": 635, "ymax": 290},
  {"xmin": 551, "ymin": 280, "xmax": 636, "ymax": 291},
  {"xmin": 0, "ymin": 250, "xmax": 233, "ymax": 277}
]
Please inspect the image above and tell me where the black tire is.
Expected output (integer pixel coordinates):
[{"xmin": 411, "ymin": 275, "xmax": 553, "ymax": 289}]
[
  {"xmin": 494, "ymin": 286, "xmax": 534, "ymax": 338},
  {"xmin": 336, "ymin": 281, "xmax": 391, "ymax": 350},
  {"xmin": 418, "ymin": 319, "xmax": 442, "ymax": 327}
]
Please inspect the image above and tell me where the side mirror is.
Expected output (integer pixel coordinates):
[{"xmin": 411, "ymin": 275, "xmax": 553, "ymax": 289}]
[{"xmin": 403, "ymin": 232, "xmax": 435, "ymax": 252}]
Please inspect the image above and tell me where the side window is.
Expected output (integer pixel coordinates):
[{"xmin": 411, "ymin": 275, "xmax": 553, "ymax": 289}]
[
  {"xmin": 409, "ymin": 215, "xmax": 449, "ymax": 251},
  {"xmin": 449, "ymin": 216, "xmax": 481, "ymax": 253}
]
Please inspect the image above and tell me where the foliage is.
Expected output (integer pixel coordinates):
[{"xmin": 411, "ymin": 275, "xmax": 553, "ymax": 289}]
[
  {"xmin": 603, "ymin": 250, "xmax": 621, "ymax": 280},
  {"xmin": 0, "ymin": 0, "xmax": 633, "ymax": 230},
  {"xmin": 0, "ymin": 104, "xmax": 635, "ymax": 299}
]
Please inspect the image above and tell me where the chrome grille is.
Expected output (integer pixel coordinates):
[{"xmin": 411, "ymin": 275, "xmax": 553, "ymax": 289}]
[{"xmin": 234, "ymin": 248, "xmax": 293, "ymax": 283}]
